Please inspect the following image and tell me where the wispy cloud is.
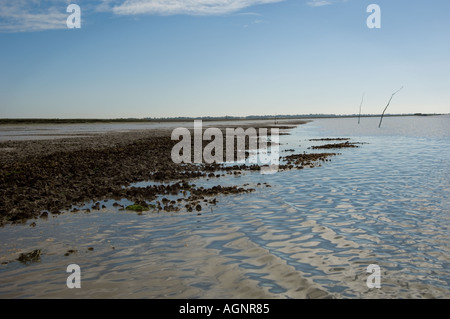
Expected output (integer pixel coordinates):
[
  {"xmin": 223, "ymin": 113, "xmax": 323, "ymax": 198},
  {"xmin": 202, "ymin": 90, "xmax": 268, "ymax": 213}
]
[
  {"xmin": 235, "ymin": 12, "xmax": 263, "ymax": 17},
  {"xmin": 109, "ymin": 0, "xmax": 285, "ymax": 16},
  {"xmin": 306, "ymin": 0, "xmax": 348, "ymax": 7},
  {"xmin": 306, "ymin": 0, "xmax": 332, "ymax": 7},
  {"xmin": 0, "ymin": 0, "xmax": 284, "ymax": 33},
  {"xmin": 0, "ymin": 0, "xmax": 72, "ymax": 33}
]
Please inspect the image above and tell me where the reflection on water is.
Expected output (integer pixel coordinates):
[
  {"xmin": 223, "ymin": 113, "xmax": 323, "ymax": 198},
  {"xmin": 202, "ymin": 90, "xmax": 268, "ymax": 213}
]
[{"xmin": 0, "ymin": 116, "xmax": 449, "ymax": 298}]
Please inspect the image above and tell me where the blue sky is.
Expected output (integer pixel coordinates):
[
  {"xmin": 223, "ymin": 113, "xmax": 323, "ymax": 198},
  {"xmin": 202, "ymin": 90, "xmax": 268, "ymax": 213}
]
[{"xmin": 0, "ymin": 0, "xmax": 449, "ymax": 118}]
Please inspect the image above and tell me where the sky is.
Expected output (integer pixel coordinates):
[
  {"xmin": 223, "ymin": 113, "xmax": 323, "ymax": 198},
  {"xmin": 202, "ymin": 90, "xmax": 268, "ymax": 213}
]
[{"xmin": 0, "ymin": 0, "xmax": 449, "ymax": 118}]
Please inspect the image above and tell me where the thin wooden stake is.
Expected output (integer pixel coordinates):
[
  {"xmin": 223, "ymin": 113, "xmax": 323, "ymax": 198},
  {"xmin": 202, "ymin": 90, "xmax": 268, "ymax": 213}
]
[
  {"xmin": 378, "ymin": 86, "xmax": 403, "ymax": 128},
  {"xmin": 358, "ymin": 93, "xmax": 365, "ymax": 124}
]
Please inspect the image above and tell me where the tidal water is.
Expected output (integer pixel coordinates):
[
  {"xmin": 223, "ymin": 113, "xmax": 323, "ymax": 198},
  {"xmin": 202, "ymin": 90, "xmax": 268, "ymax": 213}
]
[{"xmin": 0, "ymin": 115, "xmax": 449, "ymax": 298}]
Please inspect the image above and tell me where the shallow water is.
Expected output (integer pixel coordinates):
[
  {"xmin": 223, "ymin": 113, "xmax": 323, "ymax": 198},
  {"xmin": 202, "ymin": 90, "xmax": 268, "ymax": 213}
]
[{"xmin": 0, "ymin": 115, "xmax": 449, "ymax": 298}]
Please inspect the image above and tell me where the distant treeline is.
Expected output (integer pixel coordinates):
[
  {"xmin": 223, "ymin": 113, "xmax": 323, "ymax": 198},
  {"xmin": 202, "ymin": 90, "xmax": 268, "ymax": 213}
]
[{"xmin": 0, "ymin": 113, "xmax": 444, "ymax": 124}]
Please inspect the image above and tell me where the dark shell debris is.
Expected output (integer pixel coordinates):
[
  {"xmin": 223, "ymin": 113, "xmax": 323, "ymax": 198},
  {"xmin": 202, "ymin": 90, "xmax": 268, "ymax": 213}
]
[{"xmin": 0, "ymin": 127, "xmax": 363, "ymax": 226}]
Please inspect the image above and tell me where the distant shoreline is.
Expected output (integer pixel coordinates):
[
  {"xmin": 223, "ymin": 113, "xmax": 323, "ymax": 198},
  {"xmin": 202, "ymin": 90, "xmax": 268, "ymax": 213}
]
[{"xmin": 0, "ymin": 113, "xmax": 445, "ymax": 125}]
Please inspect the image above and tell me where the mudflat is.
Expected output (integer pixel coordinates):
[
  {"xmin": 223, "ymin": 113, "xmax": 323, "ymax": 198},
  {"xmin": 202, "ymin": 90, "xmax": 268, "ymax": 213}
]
[{"xmin": 1, "ymin": 120, "xmax": 315, "ymax": 226}]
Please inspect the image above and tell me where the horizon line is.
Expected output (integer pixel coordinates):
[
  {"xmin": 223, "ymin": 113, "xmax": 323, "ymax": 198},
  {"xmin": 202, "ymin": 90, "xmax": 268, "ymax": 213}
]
[{"xmin": 0, "ymin": 113, "xmax": 447, "ymax": 123}]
